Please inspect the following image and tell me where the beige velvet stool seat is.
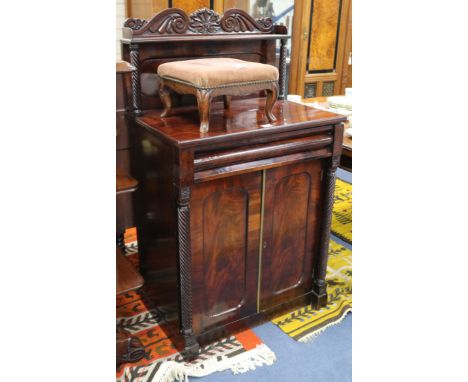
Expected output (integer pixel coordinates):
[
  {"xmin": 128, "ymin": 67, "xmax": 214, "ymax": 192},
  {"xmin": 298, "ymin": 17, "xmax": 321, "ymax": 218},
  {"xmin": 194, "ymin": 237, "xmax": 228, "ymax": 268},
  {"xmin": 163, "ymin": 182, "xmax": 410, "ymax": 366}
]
[{"xmin": 157, "ymin": 58, "xmax": 279, "ymax": 132}]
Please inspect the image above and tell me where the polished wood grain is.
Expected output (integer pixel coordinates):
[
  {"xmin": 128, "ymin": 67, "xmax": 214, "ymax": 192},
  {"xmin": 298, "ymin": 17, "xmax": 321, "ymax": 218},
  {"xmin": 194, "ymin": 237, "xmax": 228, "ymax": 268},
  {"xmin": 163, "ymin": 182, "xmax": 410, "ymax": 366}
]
[
  {"xmin": 193, "ymin": 134, "xmax": 332, "ymax": 171},
  {"xmin": 137, "ymin": 99, "xmax": 345, "ymax": 148},
  {"xmin": 126, "ymin": 0, "xmax": 156, "ymax": 19},
  {"xmin": 173, "ymin": 0, "xmax": 211, "ymax": 13},
  {"xmin": 259, "ymin": 160, "xmax": 323, "ymax": 311},
  {"xmin": 221, "ymin": 0, "xmax": 249, "ymax": 12},
  {"xmin": 308, "ymin": 0, "xmax": 340, "ymax": 71},
  {"xmin": 116, "ymin": 168, "xmax": 138, "ymax": 194},
  {"xmin": 190, "ymin": 172, "xmax": 261, "ymax": 334}
]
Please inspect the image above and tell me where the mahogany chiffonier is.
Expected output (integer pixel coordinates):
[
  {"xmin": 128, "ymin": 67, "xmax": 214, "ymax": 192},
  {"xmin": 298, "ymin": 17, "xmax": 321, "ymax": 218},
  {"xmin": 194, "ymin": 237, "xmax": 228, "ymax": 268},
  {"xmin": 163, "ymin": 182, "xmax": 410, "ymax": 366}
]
[{"xmin": 121, "ymin": 8, "xmax": 346, "ymax": 356}]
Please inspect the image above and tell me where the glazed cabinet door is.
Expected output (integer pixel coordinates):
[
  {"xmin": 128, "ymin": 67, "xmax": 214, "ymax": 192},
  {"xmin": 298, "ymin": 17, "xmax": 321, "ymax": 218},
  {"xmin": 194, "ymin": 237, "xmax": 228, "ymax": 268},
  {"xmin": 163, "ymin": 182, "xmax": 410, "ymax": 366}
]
[
  {"xmin": 259, "ymin": 160, "xmax": 324, "ymax": 311},
  {"xmin": 190, "ymin": 171, "xmax": 262, "ymax": 334}
]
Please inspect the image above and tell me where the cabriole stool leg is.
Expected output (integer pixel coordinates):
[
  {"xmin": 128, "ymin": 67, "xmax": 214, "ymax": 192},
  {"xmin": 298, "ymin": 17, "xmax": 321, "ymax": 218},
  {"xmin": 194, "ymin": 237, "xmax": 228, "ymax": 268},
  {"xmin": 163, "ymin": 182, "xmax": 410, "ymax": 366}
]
[
  {"xmin": 223, "ymin": 95, "xmax": 231, "ymax": 110},
  {"xmin": 265, "ymin": 84, "xmax": 278, "ymax": 123},
  {"xmin": 159, "ymin": 81, "xmax": 172, "ymax": 118},
  {"xmin": 196, "ymin": 89, "xmax": 212, "ymax": 133}
]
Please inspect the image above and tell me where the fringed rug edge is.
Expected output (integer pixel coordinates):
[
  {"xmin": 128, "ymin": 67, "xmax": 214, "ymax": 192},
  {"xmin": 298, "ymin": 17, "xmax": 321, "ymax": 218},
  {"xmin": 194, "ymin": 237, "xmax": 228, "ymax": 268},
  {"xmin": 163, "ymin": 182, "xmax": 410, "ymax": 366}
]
[
  {"xmin": 122, "ymin": 343, "xmax": 276, "ymax": 382},
  {"xmin": 298, "ymin": 308, "xmax": 352, "ymax": 343}
]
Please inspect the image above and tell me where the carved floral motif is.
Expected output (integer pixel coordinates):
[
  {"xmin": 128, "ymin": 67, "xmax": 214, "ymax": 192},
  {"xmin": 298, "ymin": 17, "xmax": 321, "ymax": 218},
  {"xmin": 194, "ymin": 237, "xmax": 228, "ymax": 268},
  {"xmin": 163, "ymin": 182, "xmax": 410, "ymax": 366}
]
[{"xmin": 189, "ymin": 8, "xmax": 221, "ymax": 33}]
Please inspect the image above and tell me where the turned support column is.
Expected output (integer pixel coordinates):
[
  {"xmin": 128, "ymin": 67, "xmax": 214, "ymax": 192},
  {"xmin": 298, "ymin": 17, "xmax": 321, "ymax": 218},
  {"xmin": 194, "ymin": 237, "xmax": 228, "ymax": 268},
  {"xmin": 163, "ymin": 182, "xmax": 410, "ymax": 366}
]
[
  {"xmin": 278, "ymin": 38, "xmax": 288, "ymax": 100},
  {"xmin": 129, "ymin": 43, "xmax": 142, "ymax": 116},
  {"xmin": 312, "ymin": 124, "xmax": 344, "ymax": 308},
  {"xmin": 176, "ymin": 185, "xmax": 200, "ymax": 358}
]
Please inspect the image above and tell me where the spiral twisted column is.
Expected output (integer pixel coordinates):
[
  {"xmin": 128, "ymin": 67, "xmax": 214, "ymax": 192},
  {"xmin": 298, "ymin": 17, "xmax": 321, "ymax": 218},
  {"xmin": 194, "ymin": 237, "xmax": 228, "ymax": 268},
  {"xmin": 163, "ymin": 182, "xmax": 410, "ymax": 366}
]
[
  {"xmin": 129, "ymin": 44, "xmax": 142, "ymax": 116},
  {"xmin": 312, "ymin": 124, "xmax": 344, "ymax": 308},
  {"xmin": 176, "ymin": 186, "xmax": 200, "ymax": 357},
  {"xmin": 278, "ymin": 38, "xmax": 288, "ymax": 100}
]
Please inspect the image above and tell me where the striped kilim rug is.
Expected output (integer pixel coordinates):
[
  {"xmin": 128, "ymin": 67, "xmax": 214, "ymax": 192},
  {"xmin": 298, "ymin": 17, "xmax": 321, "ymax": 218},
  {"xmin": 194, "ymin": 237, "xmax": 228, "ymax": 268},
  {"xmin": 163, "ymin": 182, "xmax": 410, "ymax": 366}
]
[
  {"xmin": 331, "ymin": 178, "xmax": 352, "ymax": 244},
  {"xmin": 272, "ymin": 240, "xmax": 352, "ymax": 342},
  {"xmin": 117, "ymin": 230, "xmax": 276, "ymax": 382}
]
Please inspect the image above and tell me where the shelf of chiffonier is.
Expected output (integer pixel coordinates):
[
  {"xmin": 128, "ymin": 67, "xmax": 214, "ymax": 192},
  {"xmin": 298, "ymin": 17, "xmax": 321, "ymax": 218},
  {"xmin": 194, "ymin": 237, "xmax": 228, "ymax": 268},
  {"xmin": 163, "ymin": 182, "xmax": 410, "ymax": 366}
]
[
  {"xmin": 116, "ymin": 168, "xmax": 138, "ymax": 195},
  {"xmin": 116, "ymin": 247, "xmax": 144, "ymax": 295}
]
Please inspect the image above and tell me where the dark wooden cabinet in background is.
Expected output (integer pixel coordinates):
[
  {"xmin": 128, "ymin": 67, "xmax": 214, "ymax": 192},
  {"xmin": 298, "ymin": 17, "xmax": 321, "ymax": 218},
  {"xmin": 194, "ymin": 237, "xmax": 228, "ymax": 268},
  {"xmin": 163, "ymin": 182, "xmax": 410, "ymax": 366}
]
[{"xmin": 117, "ymin": 62, "xmax": 135, "ymax": 233}]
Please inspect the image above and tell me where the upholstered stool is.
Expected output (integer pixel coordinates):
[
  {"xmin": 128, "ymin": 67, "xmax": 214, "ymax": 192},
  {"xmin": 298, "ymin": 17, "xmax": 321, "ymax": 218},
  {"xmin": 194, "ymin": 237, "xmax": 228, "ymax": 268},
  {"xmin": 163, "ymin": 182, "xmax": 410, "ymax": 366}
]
[{"xmin": 157, "ymin": 58, "xmax": 279, "ymax": 132}]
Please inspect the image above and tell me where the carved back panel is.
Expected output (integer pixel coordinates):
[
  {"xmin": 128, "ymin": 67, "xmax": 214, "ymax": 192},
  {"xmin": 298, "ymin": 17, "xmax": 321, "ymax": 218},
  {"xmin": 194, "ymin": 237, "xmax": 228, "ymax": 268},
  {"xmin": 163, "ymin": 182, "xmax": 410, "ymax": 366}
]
[
  {"xmin": 123, "ymin": 8, "xmax": 274, "ymax": 38},
  {"xmin": 121, "ymin": 8, "xmax": 288, "ymax": 112}
]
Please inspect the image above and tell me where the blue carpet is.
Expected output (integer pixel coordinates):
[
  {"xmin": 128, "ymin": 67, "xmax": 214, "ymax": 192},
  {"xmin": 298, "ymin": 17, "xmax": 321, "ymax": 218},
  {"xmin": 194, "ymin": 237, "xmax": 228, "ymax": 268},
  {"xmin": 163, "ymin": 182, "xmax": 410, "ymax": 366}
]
[{"xmin": 199, "ymin": 169, "xmax": 352, "ymax": 382}]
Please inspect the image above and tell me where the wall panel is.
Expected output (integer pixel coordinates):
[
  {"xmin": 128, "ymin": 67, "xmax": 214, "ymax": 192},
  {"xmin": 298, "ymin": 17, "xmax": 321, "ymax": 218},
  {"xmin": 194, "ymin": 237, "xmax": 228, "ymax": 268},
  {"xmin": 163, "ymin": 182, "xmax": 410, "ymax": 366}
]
[
  {"xmin": 172, "ymin": 0, "xmax": 211, "ymax": 13},
  {"xmin": 308, "ymin": 0, "xmax": 340, "ymax": 72}
]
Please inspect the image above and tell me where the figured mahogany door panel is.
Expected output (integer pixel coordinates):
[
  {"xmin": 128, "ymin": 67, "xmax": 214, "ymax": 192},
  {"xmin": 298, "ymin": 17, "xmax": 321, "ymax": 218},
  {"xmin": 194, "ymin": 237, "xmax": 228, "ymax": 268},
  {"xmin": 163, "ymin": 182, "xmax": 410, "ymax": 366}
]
[
  {"xmin": 190, "ymin": 171, "xmax": 262, "ymax": 334},
  {"xmin": 259, "ymin": 160, "xmax": 324, "ymax": 311}
]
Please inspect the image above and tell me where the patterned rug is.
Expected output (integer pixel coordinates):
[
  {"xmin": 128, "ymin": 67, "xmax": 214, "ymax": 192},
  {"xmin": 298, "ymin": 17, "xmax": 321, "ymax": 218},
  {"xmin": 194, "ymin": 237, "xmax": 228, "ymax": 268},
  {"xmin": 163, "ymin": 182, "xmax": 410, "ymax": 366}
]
[
  {"xmin": 117, "ymin": 230, "xmax": 276, "ymax": 382},
  {"xmin": 331, "ymin": 178, "xmax": 352, "ymax": 244},
  {"xmin": 271, "ymin": 240, "xmax": 352, "ymax": 342}
]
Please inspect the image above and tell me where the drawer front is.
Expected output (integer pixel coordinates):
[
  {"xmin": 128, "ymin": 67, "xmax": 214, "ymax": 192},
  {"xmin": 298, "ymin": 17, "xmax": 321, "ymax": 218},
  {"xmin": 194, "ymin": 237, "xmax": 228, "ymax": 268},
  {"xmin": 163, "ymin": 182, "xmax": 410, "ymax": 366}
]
[
  {"xmin": 190, "ymin": 171, "xmax": 262, "ymax": 334},
  {"xmin": 193, "ymin": 131, "xmax": 333, "ymax": 183}
]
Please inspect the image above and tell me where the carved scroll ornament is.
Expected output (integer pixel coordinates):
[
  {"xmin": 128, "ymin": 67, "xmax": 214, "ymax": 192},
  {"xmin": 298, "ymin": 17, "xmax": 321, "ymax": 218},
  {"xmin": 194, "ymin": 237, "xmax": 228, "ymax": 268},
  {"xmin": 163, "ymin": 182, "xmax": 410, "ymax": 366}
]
[
  {"xmin": 123, "ymin": 8, "xmax": 274, "ymax": 37},
  {"xmin": 221, "ymin": 9, "xmax": 273, "ymax": 32},
  {"xmin": 124, "ymin": 8, "xmax": 189, "ymax": 35}
]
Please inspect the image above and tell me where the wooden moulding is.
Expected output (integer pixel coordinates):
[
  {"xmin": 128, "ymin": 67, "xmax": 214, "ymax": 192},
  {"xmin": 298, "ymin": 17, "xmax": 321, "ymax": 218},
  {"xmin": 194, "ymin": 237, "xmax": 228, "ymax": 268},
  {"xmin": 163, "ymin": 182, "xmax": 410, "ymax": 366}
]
[
  {"xmin": 123, "ymin": 8, "xmax": 278, "ymax": 39},
  {"xmin": 116, "ymin": 247, "xmax": 144, "ymax": 295},
  {"xmin": 116, "ymin": 167, "xmax": 138, "ymax": 195},
  {"xmin": 194, "ymin": 134, "xmax": 332, "ymax": 171},
  {"xmin": 159, "ymin": 77, "xmax": 278, "ymax": 133},
  {"xmin": 116, "ymin": 60, "xmax": 136, "ymax": 74}
]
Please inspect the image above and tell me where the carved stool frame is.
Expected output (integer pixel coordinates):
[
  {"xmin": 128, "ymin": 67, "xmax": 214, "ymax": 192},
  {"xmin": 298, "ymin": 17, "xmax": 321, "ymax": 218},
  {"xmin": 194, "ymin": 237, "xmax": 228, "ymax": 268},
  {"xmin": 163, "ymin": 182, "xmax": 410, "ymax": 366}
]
[{"xmin": 159, "ymin": 76, "xmax": 278, "ymax": 133}]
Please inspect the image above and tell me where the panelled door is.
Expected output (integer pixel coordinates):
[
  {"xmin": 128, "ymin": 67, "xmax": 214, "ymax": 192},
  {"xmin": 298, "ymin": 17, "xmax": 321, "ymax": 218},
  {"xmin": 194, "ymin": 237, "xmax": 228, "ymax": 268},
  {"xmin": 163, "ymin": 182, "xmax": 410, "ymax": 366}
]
[
  {"xmin": 190, "ymin": 159, "xmax": 324, "ymax": 334},
  {"xmin": 259, "ymin": 160, "xmax": 324, "ymax": 312},
  {"xmin": 190, "ymin": 171, "xmax": 262, "ymax": 334}
]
